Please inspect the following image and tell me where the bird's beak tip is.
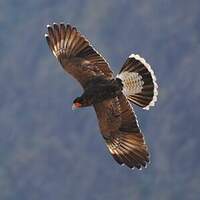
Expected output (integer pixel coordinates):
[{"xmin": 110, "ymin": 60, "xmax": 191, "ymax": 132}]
[{"xmin": 72, "ymin": 104, "xmax": 77, "ymax": 111}]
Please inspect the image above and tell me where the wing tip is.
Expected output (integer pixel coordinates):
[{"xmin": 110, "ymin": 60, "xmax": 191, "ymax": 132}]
[{"xmin": 106, "ymin": 133, "xmax": 150, "ymax": 170}]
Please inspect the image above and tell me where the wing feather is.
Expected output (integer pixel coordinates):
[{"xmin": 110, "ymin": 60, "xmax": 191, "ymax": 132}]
[
  {"xmin": 45, "ymin": 23, "xmax": 113, "ymax": 88},
  {"xmin": 94, "ymin": 94, "xmax": 149, "ymax": 169}
]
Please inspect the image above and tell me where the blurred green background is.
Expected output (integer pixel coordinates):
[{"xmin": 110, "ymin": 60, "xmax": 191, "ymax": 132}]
[{"xmin": 0, "ymin": 0, "xmax": 199, "ymax": 199}]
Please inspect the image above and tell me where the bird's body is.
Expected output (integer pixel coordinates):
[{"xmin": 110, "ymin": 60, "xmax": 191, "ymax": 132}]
[
  {"xmin": 79, "ymin": 77, "xmax": 123, "ymax": 107},
  {"xmin": 45, "ymin": 23, "xmax": 158, "ymax": 169}
]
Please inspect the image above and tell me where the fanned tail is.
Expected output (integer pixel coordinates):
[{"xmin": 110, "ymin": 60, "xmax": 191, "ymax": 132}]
[{"xmin": 117, "ymin": 54, "xmax": 158, "ymax": 110}]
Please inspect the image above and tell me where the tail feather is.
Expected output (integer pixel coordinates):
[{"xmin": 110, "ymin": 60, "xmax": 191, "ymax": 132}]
[
  {"xmin": 117, "ymin": 54, "xmax": 158, "ymax": 110},
  {"xmin": 105, "ymin": 132, "xmax": 149, "ymax": 169}
]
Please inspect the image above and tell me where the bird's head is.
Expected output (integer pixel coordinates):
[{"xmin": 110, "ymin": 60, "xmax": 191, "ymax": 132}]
[{"xmin": 72, "ymin": 97, "xmax": 85, "ymax": 110}]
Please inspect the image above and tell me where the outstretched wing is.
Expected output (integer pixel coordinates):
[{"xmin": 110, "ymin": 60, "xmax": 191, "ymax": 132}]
[
  {"xmin": 94, "ymin": 94, "xmax": 149, "ymax": 169},
  {"xmin": 45, "ymin": 23, "xmax": 114, "ymax": 88}
]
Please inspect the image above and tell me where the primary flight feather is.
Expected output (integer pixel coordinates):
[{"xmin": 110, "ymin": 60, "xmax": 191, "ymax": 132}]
[{"xmin": 45, "ymin": 23, "xmax": 158, "ymax": 170}]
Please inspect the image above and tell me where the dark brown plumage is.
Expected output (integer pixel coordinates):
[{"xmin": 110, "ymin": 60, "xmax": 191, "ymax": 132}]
[
  {"xmin": 45, "ymin": 23, "xmax": 158, "ymax": 169},
  {"xmin": 73, "ymin": 77, "xmax": 123, "ymax": 107}
]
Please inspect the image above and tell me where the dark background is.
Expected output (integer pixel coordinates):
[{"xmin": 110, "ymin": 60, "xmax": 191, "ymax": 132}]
[{"xmin": 0, "ymin": 0, "xmax": 199, "ymax": 199}]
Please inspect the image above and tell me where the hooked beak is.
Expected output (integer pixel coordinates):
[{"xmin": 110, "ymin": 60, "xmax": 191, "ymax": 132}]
[
  {"xmin": 72, "ymin": 103, "xmax": 77, "ymax": 110},
  {"xmin": 72, "ymin": 102, "xmax": 82, "ymax": 110}
]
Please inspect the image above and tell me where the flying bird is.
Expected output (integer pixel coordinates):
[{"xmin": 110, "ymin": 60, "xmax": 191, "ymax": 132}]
[{"xmin": 45, "ymin": 23, "xmax": 158, "ymax": 170}]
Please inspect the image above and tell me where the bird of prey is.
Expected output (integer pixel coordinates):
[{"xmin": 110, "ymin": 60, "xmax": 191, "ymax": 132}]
[{"xmin": 45, "ymin": 23, "xmax": 158, "ymax": 170}]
